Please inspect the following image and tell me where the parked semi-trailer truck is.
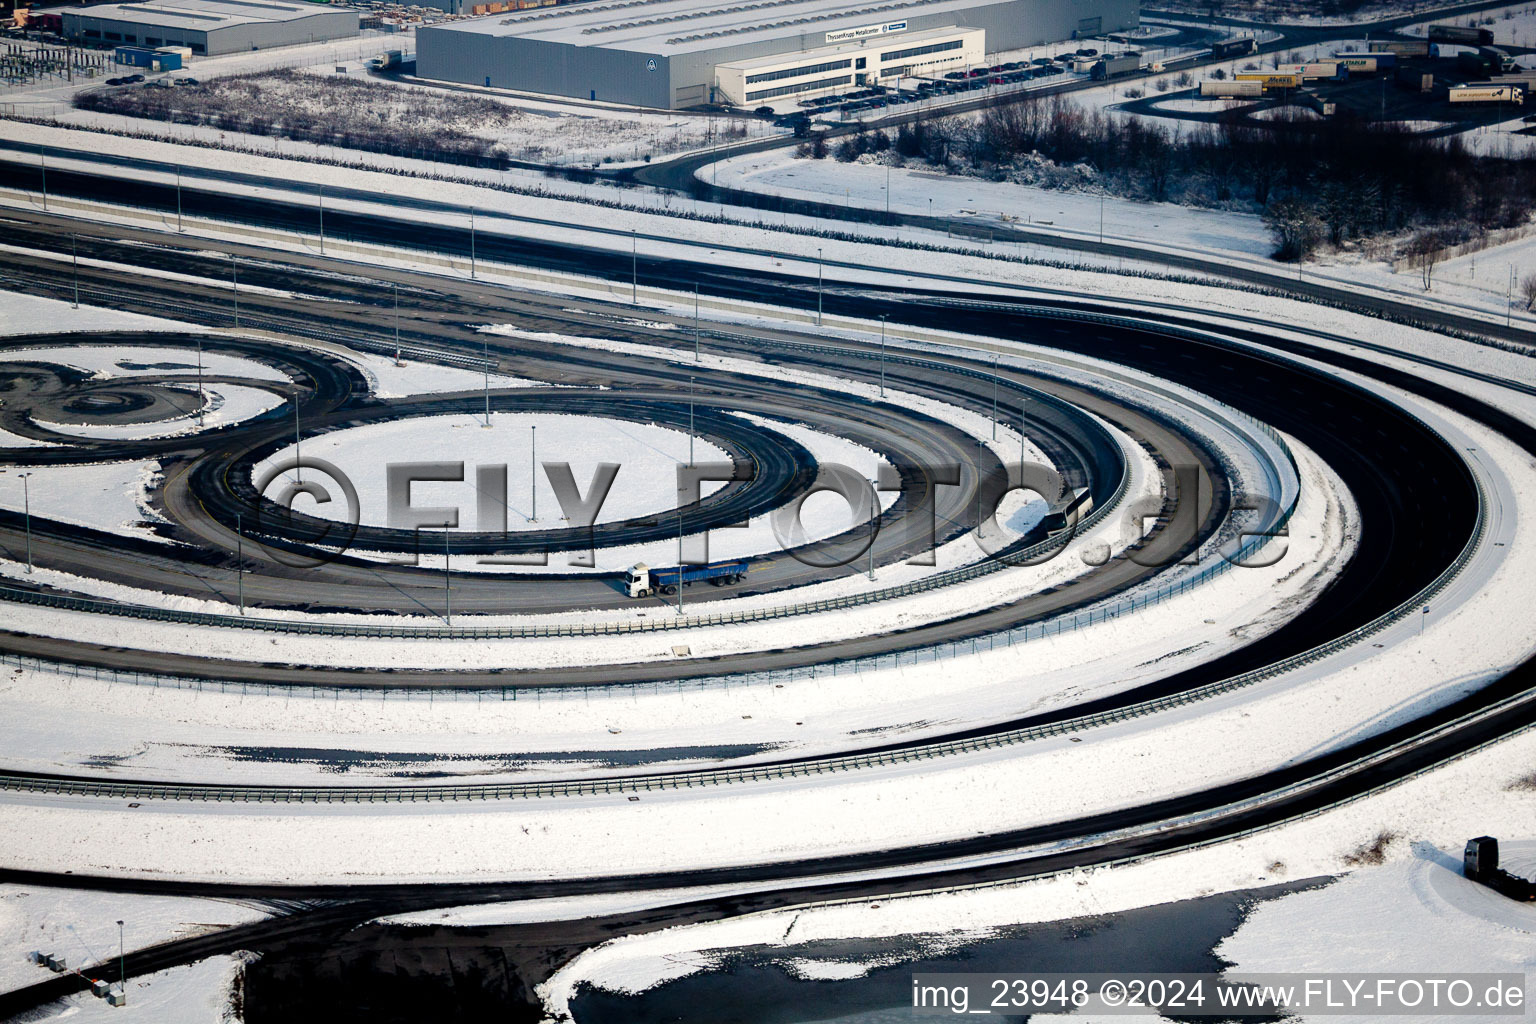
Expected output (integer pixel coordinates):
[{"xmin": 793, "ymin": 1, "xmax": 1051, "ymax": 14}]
[
  {"xmin": 1480, "ymin": 46, "xmax": 1518, "ymax": 72},
  {"xmin": 1333, "ymin": 52, "xmax": 1393, "ymax": 74},
  {"xmin": 1200, "ymin": 79, "xmax": 1263, "ymax": 97},
  {"xmin": 1428, "ymin": 23, "xmax": 1495, "ymax": 46},
  {"xmin": 1448, "ymin": 83, "xmax": 1524, "ymax": 104}
]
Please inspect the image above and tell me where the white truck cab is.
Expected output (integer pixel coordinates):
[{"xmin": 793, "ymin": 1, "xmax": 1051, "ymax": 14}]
[{"xmin": 626, "ymin": 564, "xmax": 654, "ymax": 598}]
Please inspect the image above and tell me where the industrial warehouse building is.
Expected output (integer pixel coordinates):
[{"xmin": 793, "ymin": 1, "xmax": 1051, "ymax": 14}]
[
  {"xmin": 62, "ymin": 0, "xmax": 360, "ymax": 56},
  {"xmin": 416, "ymin": 0, "xmax": 1138, "ymax": 108}
]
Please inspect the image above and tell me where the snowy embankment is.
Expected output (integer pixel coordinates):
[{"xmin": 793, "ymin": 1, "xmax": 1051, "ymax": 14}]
[
  {"xmin": 533, "ymin": 779, "xmax": 1536, "ymax": 1021},
  {"xmin": 705, "ymin": 147, "xmax": 1536, "ymax": 330},
  {"xmin": 8, "ymin": 117, "xmax": 1535, "ymax": 348}
]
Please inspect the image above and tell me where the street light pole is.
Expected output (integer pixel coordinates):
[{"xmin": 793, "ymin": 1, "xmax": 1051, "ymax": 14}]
[
  {"xmin": 867, "ymin": 478, "xmax": 877, "ymax": 581},
  {"xmin": 235, "ymin": 513, "xmax": 244, "ymax": 614},
  {"xmin": 1020, "ymin": 400, "xmax": 1028, "ymax": 472},
  {"xmin": 393, "ymin": 281, "xmax": 399, "ymax": 350},
  {"xmin": 482, "ymin": 337, "xmax": 492, "ymax": 428},
  {"xmin": 529, "ymin": 424, "xmax": 537, "ymax": 521},
  {"xmin": 117, "ymin": 920, "xmax": 125, "ymax": 1006},
  {"xmin": 443, "ymin": 527, "xmax": 452, "ymax": 625},
  {"xmin": 991, "ymin": 354, "xmax": 999, "ymax": 440},
  {"xmin": 878, "ymin": 314, "xmax": 887, "ymax": 397},
  {"xmin": 816, "ymin": 247, "xmax": 823, "ymax": 326},
  {"xmin": 293, "ymin": 390, "xmax": 302, "ymax": 485},
  {"xmin": 196, "ymin": 336, "xmax": 204, "ymax": 427},
  {"xmin": 19, "ymin": 473, "xmax": 32, "ymax": 573}
]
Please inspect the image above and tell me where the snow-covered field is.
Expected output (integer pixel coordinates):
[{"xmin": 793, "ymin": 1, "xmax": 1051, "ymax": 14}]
[
  {"xmin": 34, "ymin": 382, "xmax": 284, "ymax": 441},
  {"xmin": 0, "ymin": 460, "xmax": 171, "ymax": 545},
  {"xmin": 257, "ymin": 411, "xmax": 731, "ymax": 532},
  {"xmin": 0, "ymin": 883, "xmax": 264, "ymax": 995},
  {"xmin": 2, "ymin": 343, "xmax": 287, "ymax": 383},
  {"xmin": 0, "ymin": 289, "xmax": 207, "ymax": 340},
  {"xmin": 712, "ymin": 150, "xmax": 1276, "ymax": 258}
]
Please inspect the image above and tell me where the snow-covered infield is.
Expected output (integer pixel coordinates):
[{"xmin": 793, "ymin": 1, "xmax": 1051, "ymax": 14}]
[{"xmin": 257, "ymin": 410, "xmax": 732, "ymax": 533}]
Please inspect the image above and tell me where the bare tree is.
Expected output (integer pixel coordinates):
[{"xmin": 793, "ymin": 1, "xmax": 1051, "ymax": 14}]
[
  {"xmin": 1523, "ymin": 271, "xmax": 1536, "ymax": 312},
  {"xmin": 1263, "ymin": 196, "xmax": 1322, "ymax": 261},
  {"xmin": 1406, "ymin": 230, "xmax": 1444, "ymax": 291}
]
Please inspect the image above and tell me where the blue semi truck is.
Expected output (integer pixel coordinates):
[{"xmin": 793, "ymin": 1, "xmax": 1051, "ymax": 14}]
[{"xmin": 626, "ymin": 560, "xmax": 749, "ymax": 597}]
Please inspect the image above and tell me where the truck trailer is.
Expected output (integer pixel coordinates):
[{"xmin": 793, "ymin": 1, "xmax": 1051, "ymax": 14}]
[
  {"xmin": 1457, "ymin": 51, "xmax": 1497, "ymax": 77},
  {"xmin": 1428, "ymin": 23, "xmax": 1495, "ymax": 46},
  {"xmin": 1276, "ymin": 62, "xmax": 1344, "ymax": 81},
  {"xmin": 1235, "ymin": 72, "xmax": 1303, "ymax": 89},
  {"xmin": 1334, "ymin": 51, "xmax": 1395, "ymax": 73},
  {"xmin": 626, "ymin": 560, "xmax": 750, "ymax": 597},
  {"xmin": 1200, "ymin": 79, "xmax": 1263, "ymax": 98},
  {"xmin": 1448, "ymin": 83, "xmax": 1525, "ymax": 104},
  {"xmin": 1370, "ymin": 40, "xmax": 1438, "ymax": 59},
  {"xmin": 1090, "ymin": 53, "xmax": 1141, "ymax": 80},
  {"xmin": 1210, "ymin": 36, "xmax": 1257, "ymax": 59}
]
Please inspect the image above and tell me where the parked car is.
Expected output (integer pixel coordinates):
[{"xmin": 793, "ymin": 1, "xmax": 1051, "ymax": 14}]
[
  {"xmin": 105, "ymin": 76, "xmax": 124, "ymax": 85},
  {"xmin": 1031, "ymin": 57, "xmax": 1053, "ymax": 66},
  {"xmin": 754, "ymin": 105, "xmax": 775, "ymax": 117},
  {"xmin": 174, "ymin": 77, "xmax": 198, "ymax": 85},
  {"xmin": 124, "ymin": 73, "xmax": 144, "ymax": 83},
  {"xmin": 1076, "ymin": 47, "xmax": 1098, "ymax": 56}
]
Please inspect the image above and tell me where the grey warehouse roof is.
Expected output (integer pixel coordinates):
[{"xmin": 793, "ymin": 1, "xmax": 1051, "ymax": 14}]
[
  {"xmin": 440, "ymin": 0, "xmax": 1020, "ymax": 55},
  {"xmin": 62, "ymin": 0, "xmax": 343, "ymax": 29}
]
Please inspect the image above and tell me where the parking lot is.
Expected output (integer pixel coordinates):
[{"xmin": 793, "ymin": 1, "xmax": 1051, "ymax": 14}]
[{"xmin": 764, "ymin": 46, "xmax": 1102, "ymax": 122}]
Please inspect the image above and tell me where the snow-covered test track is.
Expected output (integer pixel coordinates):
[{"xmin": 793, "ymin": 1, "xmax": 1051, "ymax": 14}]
[{"xmin": 0, "ymin": 177, "xmax": 1533, "ymax": 1019}]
